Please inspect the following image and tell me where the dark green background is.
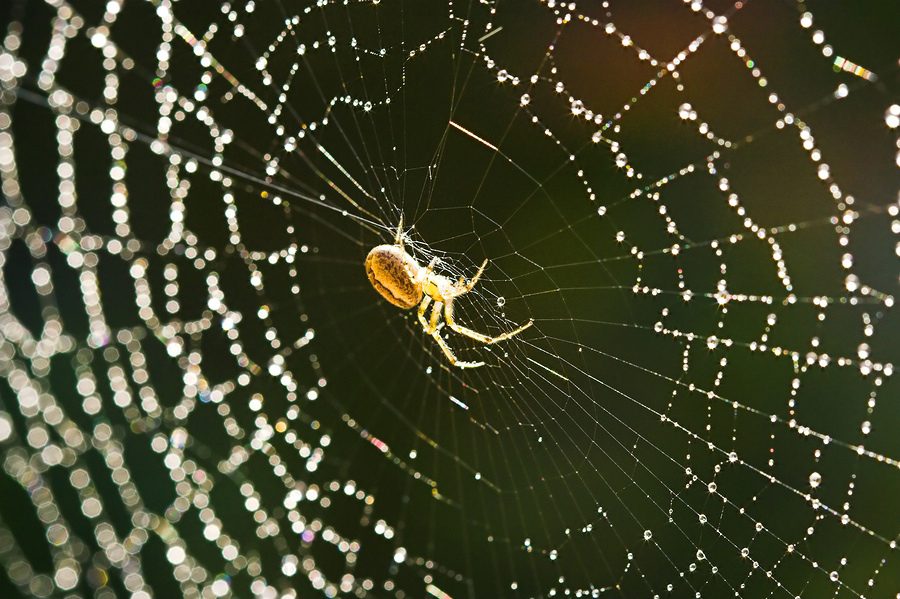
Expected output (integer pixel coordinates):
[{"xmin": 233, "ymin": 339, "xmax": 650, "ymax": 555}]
[{"xmin": 1, "ymin": 1, "xmax": 898, "ymax": 597}]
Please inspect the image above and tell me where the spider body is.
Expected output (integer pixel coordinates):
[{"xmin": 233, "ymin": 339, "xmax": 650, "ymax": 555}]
[
  {"xmin": 365, "ymin": 244, "xmax": 424, "ymax": 309},
  {"xmin": 365, "ymin": 219, "xmax": 532, "ymax": 368}
]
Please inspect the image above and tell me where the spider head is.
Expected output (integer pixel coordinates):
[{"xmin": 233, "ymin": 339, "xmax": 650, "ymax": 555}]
[{"xmin": 365, "ymin": 244, "xmax": 423, "ymax": 309}]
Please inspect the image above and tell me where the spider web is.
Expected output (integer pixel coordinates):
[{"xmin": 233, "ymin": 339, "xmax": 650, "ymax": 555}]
[{"xmin": 0, "ymin": 1, "xmax": 897, "ymax": 598}]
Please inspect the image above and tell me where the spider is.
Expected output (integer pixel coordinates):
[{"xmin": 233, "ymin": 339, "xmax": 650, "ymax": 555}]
[{"xmin": 365, "ymin": 218, "xmax": 533, "ymax": 368}]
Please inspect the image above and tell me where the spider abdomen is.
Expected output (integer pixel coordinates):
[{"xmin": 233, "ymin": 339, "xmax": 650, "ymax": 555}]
[{"xmin": 365, "ymin": 244, "xmax": 423, "ymax": 309}]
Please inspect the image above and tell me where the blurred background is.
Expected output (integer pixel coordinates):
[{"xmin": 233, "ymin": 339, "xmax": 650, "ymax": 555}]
[{"xmin": 0, "ymin": 1, "xmax": 897, "ymax": 598}]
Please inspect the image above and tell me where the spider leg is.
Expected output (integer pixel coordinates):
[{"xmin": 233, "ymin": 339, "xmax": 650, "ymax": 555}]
[
  {"xmin": 419, "ymin": 257, "xmax": 438, "ymax": 284},
  {"xmin": 417, "ymin": 296, "xmax": 434, "ymax": 331},
  {"xmin": 444, "ymin": 298, "xmax": 533, "ymax": 344},
  {"xmin": 395, "ymin": 215, "xmax": 404, "ymax": 246},
  {"xmin": 429, "ymin": 300, "xmax": 443, "ymax": 331},
  {"xmin": 419, "ymin": 296, "xmax": 483, "ymax": 368},
  {"xmin": 430, "ymin": 326, "xmax": 485, "ymax": 369},
  {"xmin": 452, "ymin": 259, "xmax": 488, "ymax": 297}
]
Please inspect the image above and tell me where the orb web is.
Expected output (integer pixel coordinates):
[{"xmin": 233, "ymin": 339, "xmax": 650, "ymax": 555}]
[{"xmin": 0, "ymin": 1, "xmax": 897, "ymax": 598}]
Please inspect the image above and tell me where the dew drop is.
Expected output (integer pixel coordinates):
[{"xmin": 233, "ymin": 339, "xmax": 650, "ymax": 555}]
[{"xmin": 885, "ymin": 104, "xmax": 899, "ymax": 129}]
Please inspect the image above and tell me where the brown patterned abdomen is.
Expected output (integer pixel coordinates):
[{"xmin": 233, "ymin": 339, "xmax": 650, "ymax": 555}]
[{"xmin": 365, "ymin": 245, "xmax": 423, "ymax": 309}]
